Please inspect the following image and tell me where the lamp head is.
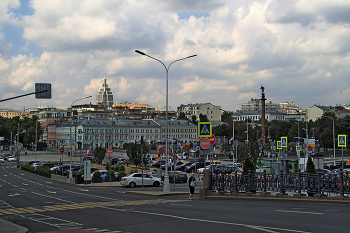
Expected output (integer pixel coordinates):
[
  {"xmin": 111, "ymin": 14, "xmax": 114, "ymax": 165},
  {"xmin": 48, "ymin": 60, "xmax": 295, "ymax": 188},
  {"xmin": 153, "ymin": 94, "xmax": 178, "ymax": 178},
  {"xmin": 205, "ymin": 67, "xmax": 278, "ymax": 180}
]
[{"xmin": 135, "ymin": 50, "xmax": 146, "ymax": 55}]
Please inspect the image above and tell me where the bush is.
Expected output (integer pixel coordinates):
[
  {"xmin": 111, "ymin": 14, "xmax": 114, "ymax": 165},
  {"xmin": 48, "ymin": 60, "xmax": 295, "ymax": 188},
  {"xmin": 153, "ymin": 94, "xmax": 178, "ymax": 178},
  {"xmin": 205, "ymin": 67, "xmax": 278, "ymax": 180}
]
[
  {"xmin": 23, "ymin": 164, "xmax": 34, "ymax": 170},
  {"xmin": 129, "ymin": 168, "xmax": 138, "ymax": 174},
  {"xmin": 306, "ymin": 156, "xmax": 316, "ymax": 174},
  {"xmin": 243, "ymin": 155, "xmax": 256, "ymax": 175},
  {"xmin": 118, "ymin": 171, "xmax": 127, "ymax": 177},
  {"xmin": 107, "ymin": 170, "xmax": 116, "ymax": 177},
  {"xmin": 105, "ymin": 162, "xmax": 111, "ymax": 170},
  {"xmin": 93, "ymin": 170, "xmax": 101, "ymax": 177},
  {"xmin": 75, "ymin": 171, "xmax": 83, "ymax": 178}
]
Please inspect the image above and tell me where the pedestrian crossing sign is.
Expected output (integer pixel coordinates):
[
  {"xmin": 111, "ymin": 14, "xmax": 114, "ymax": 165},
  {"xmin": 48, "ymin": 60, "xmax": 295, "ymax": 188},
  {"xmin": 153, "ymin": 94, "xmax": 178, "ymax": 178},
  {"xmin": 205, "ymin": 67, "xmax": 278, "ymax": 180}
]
[
  {"xmin": 281, "ymin": 137, "xmax": 287, "ymax": 148},
  {"xmin": 277, "ymin": 141, "xmax": 282, "ymax": 150},
  {"xmin": 338, "ymin": 135, "xmax": 347, "ymax": 147},
  {"xmin": 296, "ymin": 146, "xmax": 301, "ymax": 151},
  {"xmin": 198, "ymin": 122, "xmax": 212, "ymax": 137}
]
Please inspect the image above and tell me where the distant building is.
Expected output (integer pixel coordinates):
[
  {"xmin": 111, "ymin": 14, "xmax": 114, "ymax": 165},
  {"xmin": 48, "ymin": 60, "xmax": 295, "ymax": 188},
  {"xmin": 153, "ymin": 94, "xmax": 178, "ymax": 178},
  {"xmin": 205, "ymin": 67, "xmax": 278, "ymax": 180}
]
[
  {"xmin": 177, "ymin": 103, "xmax": 221, "ymax": 121},
  {"xmin": 112, "ymin": 102, "xmax": 148, "ymax": 112},
  {"xmin": 241, "ymin": 98, "xmax": 301, "ymax": 114},
  {"xmin": 306, "ymin": 105, "xmax": 332, "ymax": 121},
  {"xmin": 232, "ymin": 110, "xmax": 288, "ymax": 122},
  {"xmin": 96, "ymin": 76, "xmax": 114, "ymax": 108},
  {"xmin": 0, "ymin": 109, "xmax": 28, "ymax": 118}
]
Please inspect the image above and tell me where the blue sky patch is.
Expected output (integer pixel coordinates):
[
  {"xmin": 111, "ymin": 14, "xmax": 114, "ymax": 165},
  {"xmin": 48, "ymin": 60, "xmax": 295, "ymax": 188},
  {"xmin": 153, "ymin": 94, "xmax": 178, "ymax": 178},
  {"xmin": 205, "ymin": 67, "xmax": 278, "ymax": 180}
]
[
  {"xmin": 178, "ymin": 12, "xmax": 210, "ymax": 19},
  {"xmin": 2, "ymin": 25, "xmax": 43, "ymax": 57},
  {"xmin": 10, "ymin": 0, "xmax": 35, "ymax": 18}
]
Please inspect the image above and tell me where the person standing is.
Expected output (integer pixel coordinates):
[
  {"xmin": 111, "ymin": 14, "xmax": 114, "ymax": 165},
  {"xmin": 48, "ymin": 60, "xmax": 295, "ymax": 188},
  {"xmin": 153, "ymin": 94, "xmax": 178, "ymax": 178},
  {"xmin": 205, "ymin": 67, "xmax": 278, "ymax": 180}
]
[{"xmin": 189, "ymin": 173, "xmax": 196, "ymax": 199}]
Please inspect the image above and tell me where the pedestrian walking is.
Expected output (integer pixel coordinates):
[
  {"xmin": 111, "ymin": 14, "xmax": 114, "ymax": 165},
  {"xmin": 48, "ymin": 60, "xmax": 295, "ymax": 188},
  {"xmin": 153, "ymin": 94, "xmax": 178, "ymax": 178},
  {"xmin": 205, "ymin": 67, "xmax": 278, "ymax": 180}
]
[{"xmin": 189, "ymin": 172, "xmax": 196, "ymax": 199}]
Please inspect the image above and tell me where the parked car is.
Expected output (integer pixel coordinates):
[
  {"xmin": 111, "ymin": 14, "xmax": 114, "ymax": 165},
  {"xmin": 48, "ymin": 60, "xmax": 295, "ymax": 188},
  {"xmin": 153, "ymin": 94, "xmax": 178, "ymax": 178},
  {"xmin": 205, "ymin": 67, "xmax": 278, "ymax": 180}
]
[
  {"xmin": 90, "ymin": 170, "xmax": 118, "ymax": 181},
  {"xmin": 110, "ymin": 158, "xmax": 119, "ymax": 165},
  {"xmin": 118, "ymin": 158, "xmax": 129, "ymax": 164},
  {"xmin": 185, "ymin": 162, "xmax": 210, "ymax": 173},
  {"xmin": 177, "ymin": 162, "xmax": 193, "ymax": 171},
  {"xmin": 4, "ymin": 154, "xmax": 11, "ymax": 160},
  {"xmin": 213, "ymin": 165, "xmax": 242, "ymax": 174},
  {"xmin": 120, "ymin": 173, "xmax": 163, "ymax": 188},
  {"xmin": 151, "ymin": 160, "xmax": 166, "ymax": 168},
  {"xmin": 7, "ymin": 156, "xmax": 15, "ymax": 162},
  {"xmin": 197, "ymin": 165, "xmax": 210, "ymax": 174},
  {"xmin": 162, "ymin": 171, "xmax": 187, "ymax": 183},
  {"xmin": 31, "ymin": 162, "xmax": 42, "ymax": 167},
  {"xmin": 0, "ymin": 157, "xmax": 4, "ymax": 163}
]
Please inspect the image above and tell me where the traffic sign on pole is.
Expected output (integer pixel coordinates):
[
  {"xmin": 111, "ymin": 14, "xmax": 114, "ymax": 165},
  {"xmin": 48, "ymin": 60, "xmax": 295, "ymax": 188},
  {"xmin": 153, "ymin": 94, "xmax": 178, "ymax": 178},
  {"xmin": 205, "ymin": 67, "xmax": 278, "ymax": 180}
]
[
  {"xmin": 277, "ymin": 141, "xmax": 282, "ymax": 150},
  {"xmin": 107, "ymin": 148, "xmax": 113, "ymax": 154},
  {"xmin": 200, "ymin": 138, "xmax": 210, "ymax": 150},
  {"xmin": 198, "ymin": 122, "xmax": 212, "ymax": 137},
  {"xmin": 281, "ymin": 137, "xmax": 287, "ymax": 147},
  {"xmin": 338, "ymin": 135, "xmax": 347, "ymax": 147},
  {"xmin": 59, "ymin": 148, "xmax": 64, "ymax": 153},
  {"xmin": 209, "ymin": 135, "xmax": 216, "ymax": 145}
]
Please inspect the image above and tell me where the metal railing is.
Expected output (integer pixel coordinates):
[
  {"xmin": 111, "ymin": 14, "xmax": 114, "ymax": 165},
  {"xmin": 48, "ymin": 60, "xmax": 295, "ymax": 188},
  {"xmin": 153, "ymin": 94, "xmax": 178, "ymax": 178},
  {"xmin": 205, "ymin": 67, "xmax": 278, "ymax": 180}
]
[{"xmin": 210, "ymin": 169, "xmax": 349, "ymax": 197}]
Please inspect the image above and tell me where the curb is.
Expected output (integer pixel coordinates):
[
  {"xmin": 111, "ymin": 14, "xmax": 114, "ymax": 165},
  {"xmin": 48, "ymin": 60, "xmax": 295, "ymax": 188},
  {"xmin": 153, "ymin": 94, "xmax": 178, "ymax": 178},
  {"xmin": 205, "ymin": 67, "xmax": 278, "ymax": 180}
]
[{"xmin": 125, "ymin": 191, "xmax": 199, "ymax": 196}]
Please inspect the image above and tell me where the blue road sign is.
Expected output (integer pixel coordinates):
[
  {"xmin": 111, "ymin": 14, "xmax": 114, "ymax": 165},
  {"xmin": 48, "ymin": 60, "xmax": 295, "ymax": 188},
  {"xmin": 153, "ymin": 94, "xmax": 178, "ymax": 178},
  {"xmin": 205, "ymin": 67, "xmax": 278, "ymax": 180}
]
[
  {"xmin": 277, "ymin": 141, "xmax": 282, "ymax": 150},
  {"xmin": 281, "ymin": 137, "xmax": 287, "ymax": 147},
  {"xmin": 296, "ymin": 141, "xmax": 300, "ymax": 146},
  {"xmin": 296, "ymin": 146, "xmax": 301, "ymax": 151},
  {"xmin": 198, "ymin": 122, "xmax": 212, "ymax": 137},
  {"xmin": 338, "ymin": 135, "xmax": 347, "ymax": 147}
]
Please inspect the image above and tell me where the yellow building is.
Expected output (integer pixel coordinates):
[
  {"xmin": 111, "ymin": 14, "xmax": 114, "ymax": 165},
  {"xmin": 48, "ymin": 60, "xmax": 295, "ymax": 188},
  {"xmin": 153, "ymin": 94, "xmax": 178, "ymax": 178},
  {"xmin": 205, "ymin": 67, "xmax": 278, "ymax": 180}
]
[
  {"xmin": 113, "ymin": 103, "xmax": 148, "ymax": 112},
  {"xmin": 0, "ymin": 109, "xmax": 28, "ymax": 118}
]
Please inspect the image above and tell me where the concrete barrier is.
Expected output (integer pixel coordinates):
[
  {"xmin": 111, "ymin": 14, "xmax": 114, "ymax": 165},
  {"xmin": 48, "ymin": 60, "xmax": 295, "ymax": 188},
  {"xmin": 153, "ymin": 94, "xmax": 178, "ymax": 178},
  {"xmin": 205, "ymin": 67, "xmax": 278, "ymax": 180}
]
[{"xmin": 51, "ymin": 174, "xmax": 69, "ymax": 183}]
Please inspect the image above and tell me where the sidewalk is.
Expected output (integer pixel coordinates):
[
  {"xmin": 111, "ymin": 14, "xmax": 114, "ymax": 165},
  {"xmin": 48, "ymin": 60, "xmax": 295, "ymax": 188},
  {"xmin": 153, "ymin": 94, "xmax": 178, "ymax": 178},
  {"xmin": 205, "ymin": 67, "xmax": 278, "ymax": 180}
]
[{"xmin": 0, "ymin": 218, "xmax": 28, "ymax": 233}]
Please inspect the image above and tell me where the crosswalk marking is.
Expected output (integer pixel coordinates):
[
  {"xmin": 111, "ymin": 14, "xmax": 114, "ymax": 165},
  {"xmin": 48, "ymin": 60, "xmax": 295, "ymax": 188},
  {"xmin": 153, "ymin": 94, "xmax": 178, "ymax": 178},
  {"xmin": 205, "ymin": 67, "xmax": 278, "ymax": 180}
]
[
  {"xmin": 52, "ymin": 205, "xmax": 78, "ymax": 210},
  {"xmin": 16, "ymin": 208, "xmax": 36, "ymax": 213},
  {"xmin": 70, "ymin": 203, "xmax": 95, "ymax": 208},
  {"xmin": 0, "ymin": 199, "xmax": 185, "ymax": 215},
  {"xmin": 0, "ymin": 209, "xmax": 16, "ymax": 214}
]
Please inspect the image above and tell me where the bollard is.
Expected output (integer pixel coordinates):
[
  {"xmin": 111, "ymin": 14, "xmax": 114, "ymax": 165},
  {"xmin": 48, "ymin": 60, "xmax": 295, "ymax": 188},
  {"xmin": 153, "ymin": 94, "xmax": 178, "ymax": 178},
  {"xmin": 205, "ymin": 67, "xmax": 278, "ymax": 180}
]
[
  {"xmin": 297, "ymin": 168, "xmax": 301, "ymax": 195},
  {"xmin": 235, "ymin": 171, "xmax": 238, "ymax": 193},
  {"xmin": 340, "ymin": 169, "xmax": 344, "ymax": 197},
  {"xmin": 279, "ymin": 170, "xmax": 284, "ymax": 195},
  {"xmin": 247, "ymin": 170, "xmax": 252, "ymax": 194},
  {"xmin": 263, "ymin": 169, "xmax": 267, "ymax": 194},
  {"xmin": 316, "ymin": 168, "xmax": 321, "ymax": 195}
]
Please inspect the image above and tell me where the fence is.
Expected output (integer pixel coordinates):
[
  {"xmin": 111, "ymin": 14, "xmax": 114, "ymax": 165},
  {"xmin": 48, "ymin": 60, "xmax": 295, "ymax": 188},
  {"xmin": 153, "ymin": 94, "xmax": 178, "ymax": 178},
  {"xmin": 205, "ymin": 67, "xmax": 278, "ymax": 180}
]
[{"xmin": 210, "ymin": 169, "xmax": 350, "ymax": 197}]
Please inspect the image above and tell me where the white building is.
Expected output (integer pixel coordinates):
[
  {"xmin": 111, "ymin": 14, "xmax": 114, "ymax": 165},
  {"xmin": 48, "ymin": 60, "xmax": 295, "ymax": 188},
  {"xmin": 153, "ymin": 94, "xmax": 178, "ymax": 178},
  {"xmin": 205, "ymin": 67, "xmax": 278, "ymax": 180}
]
[
  {"xmin": 177, "ymin": 103, "xmax": 221, "ymax": 121},
  {"xmin": 96, "ymin": 76, "xmax": 114, "ymax": 108}
]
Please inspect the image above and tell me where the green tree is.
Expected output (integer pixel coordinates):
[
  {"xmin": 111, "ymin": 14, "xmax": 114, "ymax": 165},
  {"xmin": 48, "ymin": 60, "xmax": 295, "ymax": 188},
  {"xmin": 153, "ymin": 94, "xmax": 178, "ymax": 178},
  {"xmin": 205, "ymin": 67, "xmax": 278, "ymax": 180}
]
[
  {"xmin": 191, "ymin": 115, "xmax": 198, "ymax": 125},
  {"xmin": 178, "ymin": 112, "xmax": 186, "ymax": 119},
  {"xmin": 93, "ymin": 145, "xmax": 106, "ymax": 164},
  {"xmin": 306, "ymin": 156, "xmax": 316, "ymax": 174},
  {"xmin": 243, "ymin": 155, "xmax": 256, "ymax": 175},
  {"xmin": 124, "ymin": 142, "xmax": 148, "ymax": 167},
  {"xmin": 199, "ymin": 113, "xmax": 209, "ymax": 122},
  {"xmin": 221, "ymin": 111, "xmax": 233, "ymax": 124},
  {"xmin": 212, "ymin": 124, "xmax": 230, "ymax": 138}
]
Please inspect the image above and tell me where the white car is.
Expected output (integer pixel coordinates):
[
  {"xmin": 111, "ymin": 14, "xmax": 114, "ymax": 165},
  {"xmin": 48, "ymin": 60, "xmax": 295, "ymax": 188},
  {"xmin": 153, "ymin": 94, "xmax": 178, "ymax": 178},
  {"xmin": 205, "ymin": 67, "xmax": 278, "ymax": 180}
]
[
  {"xmin": 7, "ymin": 156, "xmax": 15, "ymax": 162},
  {"xmin": 0, "ymin": 157, "xmax": 4, "ymax": 162},
  {"xmin": 197, "ymin": 165, "xmax": 210, "ymax": 174},
  {"xmin": 120, "ymin": 173, "xmax": 163, "ymax": 188}
]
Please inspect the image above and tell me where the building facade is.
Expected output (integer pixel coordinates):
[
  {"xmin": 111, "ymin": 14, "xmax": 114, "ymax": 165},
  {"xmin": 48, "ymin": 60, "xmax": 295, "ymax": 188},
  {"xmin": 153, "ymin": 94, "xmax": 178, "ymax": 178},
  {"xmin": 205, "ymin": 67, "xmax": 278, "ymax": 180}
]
[
  {"xmin": 96, "ymin": 76, "xmax": 114, "ymax": 108},
  {"xmin": 54, "ymin": 117, "xmax": 197, "ymax": 149},
  {"xmin": 177, "ymin": 103, "xmax": 221, "ymax": 121}
]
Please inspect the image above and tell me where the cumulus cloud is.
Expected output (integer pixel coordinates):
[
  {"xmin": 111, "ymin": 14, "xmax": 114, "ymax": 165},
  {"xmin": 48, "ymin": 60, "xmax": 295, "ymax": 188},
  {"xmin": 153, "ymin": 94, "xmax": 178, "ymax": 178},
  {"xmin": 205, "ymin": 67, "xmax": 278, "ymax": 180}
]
[{"xmin": 0, "ymin": 0, "xmax": 350, "ymax": 112}]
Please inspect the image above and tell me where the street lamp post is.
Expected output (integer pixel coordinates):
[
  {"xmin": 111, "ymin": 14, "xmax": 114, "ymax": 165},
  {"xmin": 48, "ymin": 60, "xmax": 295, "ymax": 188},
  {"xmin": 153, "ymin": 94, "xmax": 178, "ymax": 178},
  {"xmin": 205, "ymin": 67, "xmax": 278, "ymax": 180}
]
[
  {"xmin": 324, "ymin": 116, "xmax": 335, "ymax": 166},
  {"xmin": 135, "ymin": 50, "xmax": 197, "ymax": 192},
  {"xmin": 69, "ymin": 96, "xmax": 92, "ymax": 179}
]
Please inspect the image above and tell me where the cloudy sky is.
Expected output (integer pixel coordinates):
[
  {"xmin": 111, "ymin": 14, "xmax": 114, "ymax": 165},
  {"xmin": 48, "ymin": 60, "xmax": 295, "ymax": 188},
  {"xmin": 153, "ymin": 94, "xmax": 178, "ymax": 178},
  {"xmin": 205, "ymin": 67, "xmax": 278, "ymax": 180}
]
[{"xmin": 0, "ymin": 0, "xmax": 349, "ymax": 112}]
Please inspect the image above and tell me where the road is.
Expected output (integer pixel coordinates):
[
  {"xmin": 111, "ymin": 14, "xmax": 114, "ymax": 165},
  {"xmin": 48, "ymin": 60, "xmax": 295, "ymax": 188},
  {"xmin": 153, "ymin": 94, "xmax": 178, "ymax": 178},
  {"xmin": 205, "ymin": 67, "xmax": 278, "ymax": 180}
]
[{"xmin": 1, "ymin": 162, "xmax": 350, "ymax": 233}]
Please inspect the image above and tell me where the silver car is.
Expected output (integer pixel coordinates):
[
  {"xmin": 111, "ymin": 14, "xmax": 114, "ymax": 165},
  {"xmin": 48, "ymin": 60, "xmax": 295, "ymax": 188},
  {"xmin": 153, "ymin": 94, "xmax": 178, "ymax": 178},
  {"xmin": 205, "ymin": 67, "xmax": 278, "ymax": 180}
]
[{"xmin": 120, "ymin": 173, "xmax": 163, "ymax": 188}]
